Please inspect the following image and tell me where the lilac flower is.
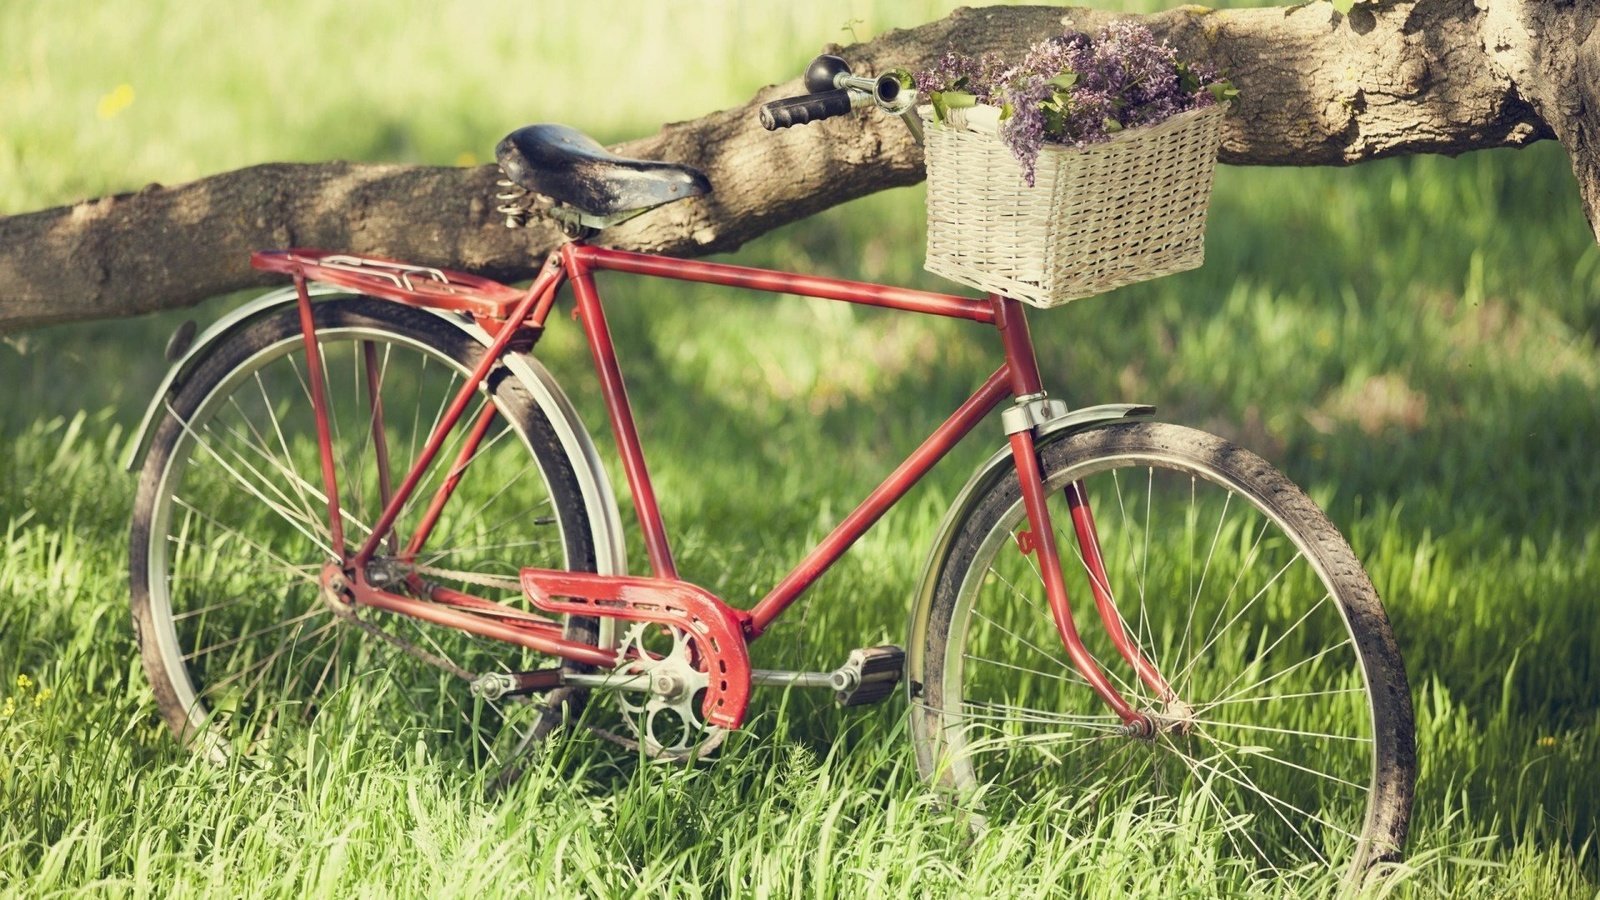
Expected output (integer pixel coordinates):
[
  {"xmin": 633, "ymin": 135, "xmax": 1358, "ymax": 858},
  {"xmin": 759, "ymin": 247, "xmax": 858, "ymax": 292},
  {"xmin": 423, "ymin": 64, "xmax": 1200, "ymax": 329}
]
[
  {"xmin": 915, "ymin": 21, "xmax": 1234, "ymax": 183},
  {"xmin": 913, "ymin": 52, "xmax": 977, "ymax": 98},
  {"xmin": 998, "ymin": 75, "xmax": 1052, "ymax": 185},
  {"xmin": 914, "ymin": 50, "xmax": 1008, "ymax": 105},
  {"xmin": 1010, "ymin": 31, "xmax": 1089, "ymax": 83}
]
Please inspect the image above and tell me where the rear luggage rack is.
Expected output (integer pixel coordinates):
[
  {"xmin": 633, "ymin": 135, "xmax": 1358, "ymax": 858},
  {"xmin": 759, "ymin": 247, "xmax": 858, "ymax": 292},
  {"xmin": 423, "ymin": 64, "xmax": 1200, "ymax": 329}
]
[{"xmin": 252, "ymin": 249, "xmax": 528, "ymax": 320}]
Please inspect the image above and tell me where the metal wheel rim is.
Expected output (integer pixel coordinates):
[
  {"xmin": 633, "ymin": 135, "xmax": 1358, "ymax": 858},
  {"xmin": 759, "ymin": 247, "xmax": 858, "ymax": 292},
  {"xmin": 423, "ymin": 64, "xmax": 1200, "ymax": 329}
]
[
  {"xmin": 937, "ymin": 447, "xmax": 1381, "ymax": 879},
  {"xmin": 143, "ymin": 323, "xmax": 573, "ymax": 761}
]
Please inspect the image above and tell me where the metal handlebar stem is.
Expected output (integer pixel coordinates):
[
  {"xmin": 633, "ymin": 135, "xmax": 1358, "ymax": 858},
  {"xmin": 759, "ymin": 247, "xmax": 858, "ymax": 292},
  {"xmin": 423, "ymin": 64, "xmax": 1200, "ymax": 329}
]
[{"xmin": 832, "ymin": 70, "xmax": 923, "ymax": 145}]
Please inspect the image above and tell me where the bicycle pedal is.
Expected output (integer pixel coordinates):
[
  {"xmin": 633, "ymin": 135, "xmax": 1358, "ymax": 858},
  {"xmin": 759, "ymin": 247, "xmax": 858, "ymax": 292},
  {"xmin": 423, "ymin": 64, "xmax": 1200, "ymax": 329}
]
[{"xmin": 831, "ymin": 645, "xmax": 904, "ymax": 707}]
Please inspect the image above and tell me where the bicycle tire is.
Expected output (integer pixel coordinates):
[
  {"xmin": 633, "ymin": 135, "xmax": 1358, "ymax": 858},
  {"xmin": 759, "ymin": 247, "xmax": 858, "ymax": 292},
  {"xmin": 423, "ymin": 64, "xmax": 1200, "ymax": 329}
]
[
  {"xmin": 910, "ymin": 422, "xmax": 1414, "ymax": 887},
  {"xmin": 130, "ymin": 297, "xmax": 600, "ymax": 772}
]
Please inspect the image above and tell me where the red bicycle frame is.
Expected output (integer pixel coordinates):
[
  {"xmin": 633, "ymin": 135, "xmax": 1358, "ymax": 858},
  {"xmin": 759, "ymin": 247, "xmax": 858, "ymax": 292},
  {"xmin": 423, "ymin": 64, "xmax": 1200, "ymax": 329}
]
[{"xmin": 256, "ymin": 240, "xmax": 1173, "ymax": 731}]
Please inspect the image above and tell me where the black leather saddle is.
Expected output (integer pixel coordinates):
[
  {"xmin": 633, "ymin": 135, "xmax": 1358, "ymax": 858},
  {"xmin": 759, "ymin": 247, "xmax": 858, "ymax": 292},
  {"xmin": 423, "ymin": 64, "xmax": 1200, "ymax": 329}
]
[{"xmin": 495, "ymin": 124, "xmax": 712, "ymax": 220}]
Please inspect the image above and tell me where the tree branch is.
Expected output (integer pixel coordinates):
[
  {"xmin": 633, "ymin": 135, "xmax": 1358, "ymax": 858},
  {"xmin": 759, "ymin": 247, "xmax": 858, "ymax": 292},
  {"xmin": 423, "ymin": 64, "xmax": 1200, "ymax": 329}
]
[{"xmin": 0, "ymin": 1, "xmax": 1575, "ymax": 332}]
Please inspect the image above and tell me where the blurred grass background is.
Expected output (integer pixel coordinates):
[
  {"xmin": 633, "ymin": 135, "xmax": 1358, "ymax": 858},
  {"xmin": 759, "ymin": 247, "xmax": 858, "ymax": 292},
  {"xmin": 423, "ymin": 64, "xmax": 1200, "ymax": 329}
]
[{"xmin": 2, "ymin": 0, "xmax": 1598, "ymax": 895}]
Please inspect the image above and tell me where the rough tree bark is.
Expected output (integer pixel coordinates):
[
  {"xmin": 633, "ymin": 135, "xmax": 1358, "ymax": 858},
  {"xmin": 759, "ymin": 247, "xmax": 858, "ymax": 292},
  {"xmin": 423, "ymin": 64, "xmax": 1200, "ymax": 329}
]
[{"xmin": 0, "ymin": 0, "xmax": 1590, "ymax": 332}]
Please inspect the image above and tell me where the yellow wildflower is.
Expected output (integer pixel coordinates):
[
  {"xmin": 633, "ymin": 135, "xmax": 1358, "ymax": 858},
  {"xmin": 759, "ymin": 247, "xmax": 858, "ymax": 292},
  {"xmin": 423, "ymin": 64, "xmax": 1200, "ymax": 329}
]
[
  {"xmin": 97, "ymin": 84, "xmax": 135, "ymax": 120},
  {"xmin": 1, "ymin": 697, "xmax": 14, "ymax": 719},
  {"xmin": 34, "ymin": 687, "xmax": 52, "ymax": 707},
  {"xmin": 1537, "ymin": 736, "xmax": 1558, "ymax": 748},
  {"xmin": 14, "ymin": 674, "xmax": 31, "ymax": 692}
]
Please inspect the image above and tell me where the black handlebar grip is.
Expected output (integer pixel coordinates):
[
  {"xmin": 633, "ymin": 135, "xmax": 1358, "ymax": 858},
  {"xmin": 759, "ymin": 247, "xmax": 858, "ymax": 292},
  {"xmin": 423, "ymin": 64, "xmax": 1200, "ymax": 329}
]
[{"xmin": 759, "ymin": 89, "xmax": 854, "ymax": 130}]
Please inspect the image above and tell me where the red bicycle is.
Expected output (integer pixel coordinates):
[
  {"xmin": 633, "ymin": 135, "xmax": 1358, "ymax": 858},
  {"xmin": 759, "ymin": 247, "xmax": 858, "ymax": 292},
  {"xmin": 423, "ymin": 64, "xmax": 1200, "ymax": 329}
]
[{"xmin": 126, "ymin": 57, "xmax": 1414, "ymax": 882}]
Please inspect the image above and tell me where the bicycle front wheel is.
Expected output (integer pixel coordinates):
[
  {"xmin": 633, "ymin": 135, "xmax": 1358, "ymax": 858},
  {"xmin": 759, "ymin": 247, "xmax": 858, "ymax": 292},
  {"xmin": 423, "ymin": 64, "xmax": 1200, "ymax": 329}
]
[
  {"xmin": 912, "ymin": 423, "xmax": 1414, "ymax": 887},
  {"xmin": 130, "ymin": 297, "xmax": 601, "ymax": 771}
]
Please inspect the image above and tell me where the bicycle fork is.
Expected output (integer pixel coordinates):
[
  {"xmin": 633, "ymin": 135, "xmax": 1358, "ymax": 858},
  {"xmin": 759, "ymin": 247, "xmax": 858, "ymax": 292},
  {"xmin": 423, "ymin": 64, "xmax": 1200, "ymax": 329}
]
[{"xmin": 995, "ymin": 297, "xmax": 1173, "ymax": 737}]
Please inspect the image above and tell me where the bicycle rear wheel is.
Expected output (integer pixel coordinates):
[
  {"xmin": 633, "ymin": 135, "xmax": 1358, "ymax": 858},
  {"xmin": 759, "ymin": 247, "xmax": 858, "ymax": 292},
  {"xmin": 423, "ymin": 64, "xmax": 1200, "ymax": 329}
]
[
  {"xmin": 130, "ymin": 298, "xmax": 601, "ymax": 771},
  {"xmin": 911, "ymin": 423, "xmax": 1414, "ymax": 887}
]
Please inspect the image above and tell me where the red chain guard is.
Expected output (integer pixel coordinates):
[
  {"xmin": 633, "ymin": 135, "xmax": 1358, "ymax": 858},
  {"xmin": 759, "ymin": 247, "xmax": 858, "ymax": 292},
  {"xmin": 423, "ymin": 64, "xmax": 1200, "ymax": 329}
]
[{"xmin": 519, "ymin": 569, "xmax": 753, "ymax": 730}]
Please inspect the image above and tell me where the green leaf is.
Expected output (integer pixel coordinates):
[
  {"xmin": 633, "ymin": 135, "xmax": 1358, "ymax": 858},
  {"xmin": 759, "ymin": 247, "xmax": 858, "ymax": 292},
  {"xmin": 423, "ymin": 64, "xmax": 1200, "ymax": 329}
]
[
  {"xmin": 889, "ymin": 67, "xmax": 914, "ymax": 90},
  {"xmin": 1103, "ymin": 117, "xmax": 1123, "ymax": 133},
  {"xmin": 1331, "ymin": 0, "xmax": 1356, "ymax": 13},
  {"xmin": 999, "ymin": 102, "xmax": 1014, "ymax": 121},
  {"xmin": 1176, "ymin": 61, "xmax": 1201, "ymax": 94},
  {"xmin": 1207, "ymin": 81, "xmax": 1239, "ymax": 105},
  {"xmin": 1047, "ymin": 72, "xmax": 1078, "ymax": 91},
  {"xmin": 940, "ymin": 90, "xmax": 977, "ymax": 110},
  {"xmin": 929, "ymin": 90, "xmax": 977, "ymax": 125}
]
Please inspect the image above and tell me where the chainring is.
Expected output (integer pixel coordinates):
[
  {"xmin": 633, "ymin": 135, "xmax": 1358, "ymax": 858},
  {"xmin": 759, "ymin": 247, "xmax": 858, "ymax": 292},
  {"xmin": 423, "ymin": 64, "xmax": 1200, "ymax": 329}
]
[{"xmin": 611, "ymin": 622, "xmax": 728, "ymax": 761}]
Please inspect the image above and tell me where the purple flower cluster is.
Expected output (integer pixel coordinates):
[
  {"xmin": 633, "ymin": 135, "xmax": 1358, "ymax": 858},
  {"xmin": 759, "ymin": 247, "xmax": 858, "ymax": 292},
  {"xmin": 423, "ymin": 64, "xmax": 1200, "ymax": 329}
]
[
  {"xmin": 913, "ymin": 50, "xmax": 1009, "ymax": 104},
  {"xmin": 919, "ymin": 23, "xmax": 1231, "ymax": 185}
]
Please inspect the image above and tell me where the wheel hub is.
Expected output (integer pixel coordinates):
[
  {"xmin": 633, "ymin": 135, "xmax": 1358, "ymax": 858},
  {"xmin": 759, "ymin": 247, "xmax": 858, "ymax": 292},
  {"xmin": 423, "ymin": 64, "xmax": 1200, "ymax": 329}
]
[
  {"xmin": 1129, "ymin": 697, "xmax": 1196, "ymax": 739},
  {"xmin": 1158, "ymin": 697, "xmax": 1196, "ymax": 736}
]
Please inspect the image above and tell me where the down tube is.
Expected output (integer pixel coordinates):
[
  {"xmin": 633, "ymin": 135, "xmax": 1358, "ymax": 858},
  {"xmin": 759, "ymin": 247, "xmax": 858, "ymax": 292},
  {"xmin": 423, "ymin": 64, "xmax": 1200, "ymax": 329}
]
[{"xmin": 746, "ymin": 367, "xmax": 1014, "ymax": 637}]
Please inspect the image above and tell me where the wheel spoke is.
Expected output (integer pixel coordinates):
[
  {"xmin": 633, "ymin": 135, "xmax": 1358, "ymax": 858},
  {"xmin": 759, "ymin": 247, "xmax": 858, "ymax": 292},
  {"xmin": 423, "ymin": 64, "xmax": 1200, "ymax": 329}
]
[
  {"xmin": 1178, "ymin": 515, "xmax": 1272, "ymax": 694},
  {"xmin": 200, "ymin": 619, "xmax": 340, "ymax": 699},
  {"xmin": 923, "ymin": 427, "xmax": 1405, "ymax": 880},
  {"xmin": 225, "ymin": 390, "xmax": 323, "ymax": 532},
  {"xmin": 1196, "ymin": 727, "xmax": 1368, "ymax": 791},
  {"xmin": 1157, "ymin": 732, "xmax": 1276, "ymax": 869},
  {"xmin": 958, "ymin": 697, "xmax": 1123, "ymax": 730},
  {"xmin": 1179, "ymin": 731, "xmax": 1357, "ymax": 853},
  {"xmin": 135, "ymin": 306, "xmax": 592, "ymax": 779},
  {"xmin": 183, "ymin": 607, "xmax": 324, "ymax": 662},
  {"xmin": 1186, "ymin": 716, "xmax": 1370, "ymax": 746},
  {"xmin": 1201, "ymin": 685, "xmax": 1365, "ymax": 708},
  {"xmin": 164, "ymin": 498, "xmax": 319, "ymax": 584},
  {"xmin": 1010, "ymin": 551, "xmax": 1144, "ymax": 701},
  {"xmin": 1170, "ymin": 550, "xmax": 1307, "ymax": 695},
  {"xmin": 960, "ymin": 651, "xmax": 1091, "ymax": 690},
  {"xmin": 164, "ymin": 401, "xmax": 337, "ymax": 558},
  {"xmin": 202, "ymin": 414, "xmax": 376, "ymax": 541},
  {"xmin": 1179, "ymin": 489, "xmax": 1233, "ymax": 687},
  {"xmin": 1198, "ymin": 593, "xmax": 1336, "ymax": 708},
  {"xmin": 1200, "ymin": 635, "xmax": 1357, "ymax": 715}
]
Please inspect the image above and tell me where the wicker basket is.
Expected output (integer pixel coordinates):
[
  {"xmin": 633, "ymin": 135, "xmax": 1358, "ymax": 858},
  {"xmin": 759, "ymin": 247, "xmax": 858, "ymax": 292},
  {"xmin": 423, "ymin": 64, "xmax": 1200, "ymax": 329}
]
[{"xmin": 922, "ymin": 103, "xmax": 1226, "ymax": 308}]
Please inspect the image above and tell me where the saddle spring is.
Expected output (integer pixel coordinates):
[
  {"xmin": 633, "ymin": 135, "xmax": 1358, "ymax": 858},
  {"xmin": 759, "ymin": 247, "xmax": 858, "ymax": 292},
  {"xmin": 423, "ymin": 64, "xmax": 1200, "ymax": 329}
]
[{"xmin": 495, "ymin": 178, "xmax": 537, "ymax": 229}]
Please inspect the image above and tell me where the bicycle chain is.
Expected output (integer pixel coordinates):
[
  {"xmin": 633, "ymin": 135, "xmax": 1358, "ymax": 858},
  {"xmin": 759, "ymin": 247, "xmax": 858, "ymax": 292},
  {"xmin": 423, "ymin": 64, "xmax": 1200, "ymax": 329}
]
[
  {"xmin": 409, "ymin": 563, "xmax": 523, "ymax": 595},
  {"xmin": 326, "ymin": 563, "xmax": 543, "ymax": 674},
  {"xmin": 321, "ymin": 590, "xmax": 475, "ymax": 681},
  {"xmin": 329, "ymin": 564, "xmax": 645, "ymax": 753}
]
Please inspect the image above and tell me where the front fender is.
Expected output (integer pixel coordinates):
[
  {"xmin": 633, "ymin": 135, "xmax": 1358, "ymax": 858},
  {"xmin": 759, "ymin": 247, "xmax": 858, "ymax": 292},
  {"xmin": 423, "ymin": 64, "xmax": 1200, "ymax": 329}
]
[
  {"xmin": 903, "ymin": 403, "xmax": 1155, "ymax": 708},
  {"xmin": 122, "ymin": 287, "xmax": 628, "ymax": 579}
]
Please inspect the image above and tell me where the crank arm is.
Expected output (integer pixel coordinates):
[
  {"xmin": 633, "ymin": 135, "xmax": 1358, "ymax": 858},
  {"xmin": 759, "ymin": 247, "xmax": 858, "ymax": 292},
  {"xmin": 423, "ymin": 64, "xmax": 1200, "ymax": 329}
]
[
  {"xmin": 748, "ymin": 646, "xmax": 905, "ymax": 706},
  {"xmin": 469, "ymin": 667, "xmax": 656, "ymax": 701}
]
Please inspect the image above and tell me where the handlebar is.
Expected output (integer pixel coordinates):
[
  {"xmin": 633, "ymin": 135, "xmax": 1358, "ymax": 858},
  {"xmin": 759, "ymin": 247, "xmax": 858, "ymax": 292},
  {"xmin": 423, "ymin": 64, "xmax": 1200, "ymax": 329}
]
[
  {"xmin": 758, "ymin": 89, "xmax": 856, "ymax": 130},
  {"xmin": 759, "ymin": 55, "xmax": 923, "ymax": 143}
]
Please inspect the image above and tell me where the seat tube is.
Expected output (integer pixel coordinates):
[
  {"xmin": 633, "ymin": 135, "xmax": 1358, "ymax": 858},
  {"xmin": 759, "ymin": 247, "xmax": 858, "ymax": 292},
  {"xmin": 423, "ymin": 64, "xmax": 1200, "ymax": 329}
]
[
  {"xmin": 994, "ymin": 296, "xmax": 1147, "ymax": 727},
  {"xmin": 563, "ymin": 244, "xmax": 679, "ymax": 580}
]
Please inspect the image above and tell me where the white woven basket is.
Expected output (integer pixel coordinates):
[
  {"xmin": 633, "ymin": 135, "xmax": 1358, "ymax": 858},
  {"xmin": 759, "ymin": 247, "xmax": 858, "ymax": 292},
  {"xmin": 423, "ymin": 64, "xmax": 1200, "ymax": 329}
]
[{"xmin": 922, "ymin": 103, "xmax": 1226, "ymax": 308}]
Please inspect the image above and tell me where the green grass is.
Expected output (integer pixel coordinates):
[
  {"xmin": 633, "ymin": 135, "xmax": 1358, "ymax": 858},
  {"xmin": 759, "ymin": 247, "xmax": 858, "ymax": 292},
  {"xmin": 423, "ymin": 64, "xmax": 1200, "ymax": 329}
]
[{"xmin": 3, "ymin": 0, "xmax": 1599, "ymax": 896}]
